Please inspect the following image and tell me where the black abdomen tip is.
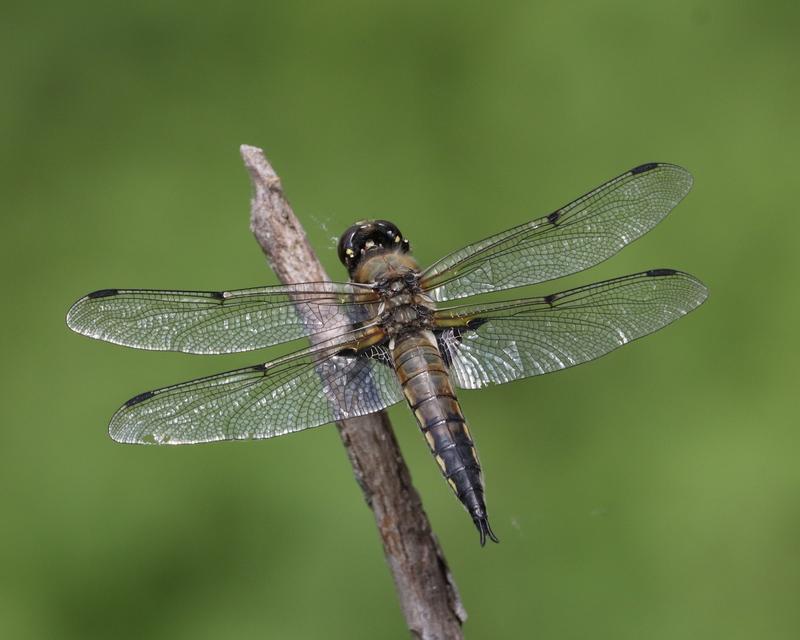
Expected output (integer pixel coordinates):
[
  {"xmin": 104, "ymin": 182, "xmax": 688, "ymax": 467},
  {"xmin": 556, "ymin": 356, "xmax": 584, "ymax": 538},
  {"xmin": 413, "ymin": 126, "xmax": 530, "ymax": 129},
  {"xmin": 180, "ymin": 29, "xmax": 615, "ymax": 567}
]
[
  {"xmin": 474, "ymin": 515, "xmax": 500, "ymax": 546},
  {"xmin": 631, "ymin": 162, "xmax": 659, "ymax": 175},
  {"xmin": 87, "ymin": 288, "xmax": 119, "ymax": 299}
]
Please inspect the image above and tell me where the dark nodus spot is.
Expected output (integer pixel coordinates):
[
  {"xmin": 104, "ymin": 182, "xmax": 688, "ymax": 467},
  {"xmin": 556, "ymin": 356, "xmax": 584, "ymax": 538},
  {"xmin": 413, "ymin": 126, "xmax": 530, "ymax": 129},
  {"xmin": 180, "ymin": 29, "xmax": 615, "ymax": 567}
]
[
  {"xmin": 125, "ymin": 390, "xmax": 155, "ymax": 407},
  {"xmin": 336, "ymin": 347, "xmax": 358, "ymax": 359},
  {"xmin": 646, "ymin": 268, "xmax": 677, "ymax": 277},
  {"xmin": 88, "ymin": 289, "xmax": 119, "ymax": 299},
  {"xmin": 631, "ymin": 162, "xmax": 659, "ymax": 175}
]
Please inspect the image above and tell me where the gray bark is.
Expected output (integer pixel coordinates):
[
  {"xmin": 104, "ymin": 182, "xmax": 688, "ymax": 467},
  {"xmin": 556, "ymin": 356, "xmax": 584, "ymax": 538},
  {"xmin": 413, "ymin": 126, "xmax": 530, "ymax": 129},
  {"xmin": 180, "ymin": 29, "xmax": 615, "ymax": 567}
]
[{"xmin": 241, "ymin": 145, "xmax": 466, "ymax": 639}]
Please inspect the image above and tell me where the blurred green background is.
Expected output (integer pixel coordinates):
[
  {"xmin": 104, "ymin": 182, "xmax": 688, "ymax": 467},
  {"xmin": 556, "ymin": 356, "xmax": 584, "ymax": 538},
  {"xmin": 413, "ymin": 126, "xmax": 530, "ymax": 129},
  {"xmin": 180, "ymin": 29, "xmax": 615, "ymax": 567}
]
[{"xmin": 2, "ymin": 1, "xmax": 798, "ymax": 638}]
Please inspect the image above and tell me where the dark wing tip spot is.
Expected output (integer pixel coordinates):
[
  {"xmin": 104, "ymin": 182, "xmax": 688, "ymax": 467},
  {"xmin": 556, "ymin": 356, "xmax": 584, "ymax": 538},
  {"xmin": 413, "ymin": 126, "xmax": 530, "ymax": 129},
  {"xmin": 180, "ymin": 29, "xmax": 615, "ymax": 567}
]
[
  {"xmin": 211, "ymin": 291, "xmax": 225, "ymax": 300},
  {"xmin": 646, "ymin": 268, "xmax": 678, "ymax": 277},
  {"xmin": 544, "ymin": 293, "xmax": 557, "ymax": 306},
  {"xmin": 631, "ymin": 162, "xmax": 659, "ymax": 175},
  {"xmin": 547, "ymin": 211, "xmax": 561, "ymax": 224},
  {"xmin": 125, "ymin": 390, "xmax": 156, "ymax": 407},
  {"xmin": 87, "ymin": 288, "xmax": 119, "ymax": 299}
]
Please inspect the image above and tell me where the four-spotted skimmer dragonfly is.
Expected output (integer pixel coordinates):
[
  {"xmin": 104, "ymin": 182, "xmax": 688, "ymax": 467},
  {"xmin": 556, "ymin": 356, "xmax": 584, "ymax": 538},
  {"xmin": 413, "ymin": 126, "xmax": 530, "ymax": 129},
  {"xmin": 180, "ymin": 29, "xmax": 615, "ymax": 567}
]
[{"xmin": 67, "ymin": 162, "xmax": 707, "ymax": 545}]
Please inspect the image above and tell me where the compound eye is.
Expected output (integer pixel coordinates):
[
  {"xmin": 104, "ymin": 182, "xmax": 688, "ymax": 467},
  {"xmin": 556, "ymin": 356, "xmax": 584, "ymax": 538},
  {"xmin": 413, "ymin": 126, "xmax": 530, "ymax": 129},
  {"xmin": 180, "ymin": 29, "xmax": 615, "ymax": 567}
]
[
  {"xmin": 337, "ymin": 220, "xmax": 409, "ymax": 272},
  {"xmin": 337, "ymin": 224, "xmax": 363, "ymax": 267},
  {"xmin": 372, "ymin": 220, "xmax": 406, "ymax": 248}
]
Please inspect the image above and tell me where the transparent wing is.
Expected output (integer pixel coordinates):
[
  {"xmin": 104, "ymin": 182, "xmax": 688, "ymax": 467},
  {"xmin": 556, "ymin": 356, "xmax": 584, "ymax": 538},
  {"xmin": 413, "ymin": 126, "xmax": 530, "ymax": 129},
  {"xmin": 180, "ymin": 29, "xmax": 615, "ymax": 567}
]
[
  {"xmin": 435, "ymin": 269, "xmax": 707, "ymax": 389},
  {"xmin": 67, "ymin": 281, "xmax": 379, "ymax": 354},
  {"xmin": 109, "ymin": 331, "xmax": 403, "ymax": 445},
  {"xmin": 421, "ymin": 163, "xmax": 693, "ymax": 302}
]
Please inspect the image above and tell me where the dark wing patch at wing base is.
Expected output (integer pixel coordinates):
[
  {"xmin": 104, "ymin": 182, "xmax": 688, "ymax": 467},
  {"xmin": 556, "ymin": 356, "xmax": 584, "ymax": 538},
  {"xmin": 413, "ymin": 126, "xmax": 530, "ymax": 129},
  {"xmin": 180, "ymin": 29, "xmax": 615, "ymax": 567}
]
[{"xmin": 110, "ymin": 336, "xmax": 403, "ymax": 445}]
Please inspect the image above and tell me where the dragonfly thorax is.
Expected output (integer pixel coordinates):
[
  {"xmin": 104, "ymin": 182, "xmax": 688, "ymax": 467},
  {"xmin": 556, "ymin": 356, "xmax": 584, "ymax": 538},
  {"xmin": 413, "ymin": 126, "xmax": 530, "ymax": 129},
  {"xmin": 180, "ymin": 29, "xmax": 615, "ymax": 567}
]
[
  {"xmin": 372, "ymin": 271, "xmax": 434, "ymax": 337},
  {"xmin": 380, "ymin": 297, "xmax": 434, "ymax": 338}
]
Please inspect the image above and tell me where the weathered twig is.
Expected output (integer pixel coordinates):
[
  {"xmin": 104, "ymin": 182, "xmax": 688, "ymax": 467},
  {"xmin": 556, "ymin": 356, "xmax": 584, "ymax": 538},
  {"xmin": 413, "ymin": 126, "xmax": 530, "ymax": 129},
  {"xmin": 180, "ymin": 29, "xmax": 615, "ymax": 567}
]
[{"xmin": 241, "ymin": 145, "xmax": 466, "ymax": 639}]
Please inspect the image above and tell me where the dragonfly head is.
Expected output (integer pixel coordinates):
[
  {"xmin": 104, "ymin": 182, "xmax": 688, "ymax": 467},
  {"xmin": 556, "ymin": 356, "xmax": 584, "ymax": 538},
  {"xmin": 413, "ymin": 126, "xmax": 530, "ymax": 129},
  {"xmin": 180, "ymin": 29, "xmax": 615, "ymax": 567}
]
[{"xmin": 338, "ymin": 220, "xmax": 410, "ymax": 274}]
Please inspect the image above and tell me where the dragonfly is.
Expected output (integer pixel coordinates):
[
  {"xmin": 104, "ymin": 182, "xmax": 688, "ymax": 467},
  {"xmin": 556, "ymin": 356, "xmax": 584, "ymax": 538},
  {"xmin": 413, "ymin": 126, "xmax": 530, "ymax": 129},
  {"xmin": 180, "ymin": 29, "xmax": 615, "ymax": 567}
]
[{"xmin": 67, "ymin": 162, "xmax": 707, "ymax": 545}]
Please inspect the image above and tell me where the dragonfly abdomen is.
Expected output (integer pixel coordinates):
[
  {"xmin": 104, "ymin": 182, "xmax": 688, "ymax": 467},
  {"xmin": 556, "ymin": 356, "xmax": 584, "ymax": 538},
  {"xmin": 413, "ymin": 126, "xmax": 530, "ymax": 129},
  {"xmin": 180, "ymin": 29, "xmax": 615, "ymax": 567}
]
[{"xmin": 392, "ymin": 329, "xmax": 499, "ymax": 545}]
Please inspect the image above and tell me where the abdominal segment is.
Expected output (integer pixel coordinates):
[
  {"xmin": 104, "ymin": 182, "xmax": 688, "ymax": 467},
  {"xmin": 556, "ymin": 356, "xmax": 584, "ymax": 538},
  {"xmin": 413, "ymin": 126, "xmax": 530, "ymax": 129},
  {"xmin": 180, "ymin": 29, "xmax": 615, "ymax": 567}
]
[{"xmin": 392, "ymin": 329, "xmax": 499, "ymax": 545}]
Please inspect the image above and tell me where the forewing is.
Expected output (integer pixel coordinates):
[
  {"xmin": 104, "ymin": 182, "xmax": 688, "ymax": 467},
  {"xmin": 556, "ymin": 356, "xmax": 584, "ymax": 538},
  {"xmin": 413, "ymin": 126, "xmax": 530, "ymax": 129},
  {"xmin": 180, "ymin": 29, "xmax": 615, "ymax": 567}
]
[
  {"xmin": 109, "ymin": 335, "xmax": 403, "ymax": 444},
  {"xmin": 421, "ymin": 163, "xmax": 693, "ymax": 302},
  {"xmin": 435, "ymin": 269, "xmax": 707, "ymax": 389},
  {"xmin": 67, "ymin": 281, "xmax": 379, "ymax": 354}
]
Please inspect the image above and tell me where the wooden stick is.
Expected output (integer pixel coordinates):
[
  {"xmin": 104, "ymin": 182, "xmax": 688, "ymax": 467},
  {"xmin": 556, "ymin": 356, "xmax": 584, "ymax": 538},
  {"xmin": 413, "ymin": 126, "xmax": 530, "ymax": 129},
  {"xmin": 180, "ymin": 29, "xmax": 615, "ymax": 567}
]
[{"xmin": 241, "ymin": 145, "xmax": 466, "ymax": 639}]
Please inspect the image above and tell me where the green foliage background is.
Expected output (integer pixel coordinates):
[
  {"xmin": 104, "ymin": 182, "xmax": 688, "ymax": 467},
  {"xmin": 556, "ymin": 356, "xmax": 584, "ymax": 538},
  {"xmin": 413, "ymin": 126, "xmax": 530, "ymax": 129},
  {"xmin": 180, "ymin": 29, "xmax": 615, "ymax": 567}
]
[{"xmin": 2, "ymin": 2, "xmax": 798, "ymax": 638}]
